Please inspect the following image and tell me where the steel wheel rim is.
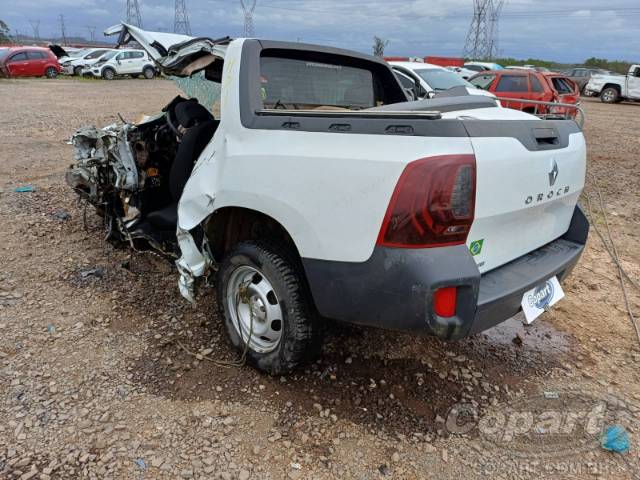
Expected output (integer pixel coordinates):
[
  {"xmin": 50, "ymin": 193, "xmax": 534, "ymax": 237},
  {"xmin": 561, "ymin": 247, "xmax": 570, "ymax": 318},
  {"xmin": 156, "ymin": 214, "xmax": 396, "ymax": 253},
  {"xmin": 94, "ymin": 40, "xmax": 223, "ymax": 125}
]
[
  {"xmin": 603, "ymin": 90, "xmax": 614, "ymax": 102},
  {"xmin": 227, "ymin": 265, "xmax": 283, "ymax": 353}
]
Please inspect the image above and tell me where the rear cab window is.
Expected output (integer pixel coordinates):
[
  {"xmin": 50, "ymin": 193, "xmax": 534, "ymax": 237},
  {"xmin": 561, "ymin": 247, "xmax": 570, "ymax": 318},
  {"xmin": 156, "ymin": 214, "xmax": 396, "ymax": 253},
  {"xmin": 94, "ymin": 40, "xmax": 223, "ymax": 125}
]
[{"xmin": 257, "ymin": 49, "xmax": 406, "ymax": 112}]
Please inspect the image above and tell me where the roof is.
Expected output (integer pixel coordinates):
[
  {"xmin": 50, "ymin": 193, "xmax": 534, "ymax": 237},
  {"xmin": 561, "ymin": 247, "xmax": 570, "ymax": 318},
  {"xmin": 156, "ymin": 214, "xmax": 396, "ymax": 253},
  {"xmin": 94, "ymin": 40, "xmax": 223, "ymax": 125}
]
[
  {"xmin": 388, "ymin": 61, "xmax": 445, "ymax": 71},
  {"xmin": 2, "ymin": 45, "xmax": 52, "ymax": 52}
]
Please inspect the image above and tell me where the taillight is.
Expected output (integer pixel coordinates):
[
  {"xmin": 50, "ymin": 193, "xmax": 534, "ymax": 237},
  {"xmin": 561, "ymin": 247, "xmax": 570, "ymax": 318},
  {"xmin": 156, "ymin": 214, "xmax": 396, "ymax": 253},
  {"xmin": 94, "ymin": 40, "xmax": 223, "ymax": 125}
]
[
  {"xmin": 434, "ymin": 287, "xmax": 457, "ymax": 317},
  {"xmin": 377, "ymin": 154, "xmax": 476, "ymax": 248}
]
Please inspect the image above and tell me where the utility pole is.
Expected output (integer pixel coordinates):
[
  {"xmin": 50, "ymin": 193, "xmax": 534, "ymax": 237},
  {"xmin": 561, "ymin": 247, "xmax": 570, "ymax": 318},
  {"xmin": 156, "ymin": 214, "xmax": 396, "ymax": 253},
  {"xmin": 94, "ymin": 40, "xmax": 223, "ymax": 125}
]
[
  {"xmin": 87, "ymin": 25, "xmax": 96, "ymax": 43},
  {"xmin": 174, "ymin": 0, "xmax": 192, "ymax": 35},
  {"xmin": 240, "ymin": 0, "xmax": 256, "ymax": 37},
  {"xmin": 463, "ymin": 0, "xmax": 503, "ymax": 60},
  {"xmin": 29, "ymin": 19, "xmax": 41, "ymax": 43},
  {"xmin": 126, "ymin": 0, "xmax": 143, "ymax": 28},
  {"xmin": 59, "ymin": 14, "xmax": 68, "ymax": 45}
]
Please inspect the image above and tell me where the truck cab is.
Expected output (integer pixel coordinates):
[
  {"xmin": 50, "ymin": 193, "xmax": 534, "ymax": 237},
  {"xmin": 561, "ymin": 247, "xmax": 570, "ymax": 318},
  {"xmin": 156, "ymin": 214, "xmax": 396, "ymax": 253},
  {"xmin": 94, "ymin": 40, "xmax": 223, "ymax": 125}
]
[{"xmin": 585, "ymin": 65, "xmax": 640, "ymax": 103}]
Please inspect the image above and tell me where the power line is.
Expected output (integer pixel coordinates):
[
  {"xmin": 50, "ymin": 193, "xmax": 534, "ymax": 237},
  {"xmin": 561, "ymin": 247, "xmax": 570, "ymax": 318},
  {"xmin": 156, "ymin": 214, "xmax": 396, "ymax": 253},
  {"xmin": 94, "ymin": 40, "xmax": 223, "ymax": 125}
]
[
  {"xmin": 126, "ymin": 0, "xmax": 143, "ymax": 28},
  {"xmin": 59, "ymin": 14, "xmax": 67, "ymax": 45},
  {"xmin": 87, "ymin": 26, "xmax": 96, "ymax": 42},
  {"xmin": 28, "ymin": 19, "xmax": 41, "ymax": 42},
  {"xmin": 174, "ymin": 0, "xmax": 192, "ymax": 35},
  {"xmin": 240, "ymin": 0, "xmax": 256, "ymax": 37}
]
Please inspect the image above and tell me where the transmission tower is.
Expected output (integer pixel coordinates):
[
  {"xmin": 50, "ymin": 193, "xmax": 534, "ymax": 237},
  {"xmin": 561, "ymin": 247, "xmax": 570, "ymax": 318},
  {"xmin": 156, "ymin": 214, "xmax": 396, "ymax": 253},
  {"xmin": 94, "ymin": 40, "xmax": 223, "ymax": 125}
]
[
  {"xmin": 463, "ymin": 0, "xmax": 503, "ymax": 60},
  {"xmin": 240, "ymin": 0, "xmax": 256, "ymax": 37},
  {"xmin": 126, "ymin": 0, "xmax": 143, "ymax": 28},
  {"xmin": 59, "ymin": 14, "xmax": 68, "ymax": 45},
  {"xmin": 174, "ymin": 0, "xmax": 192, "ymax": 35},
  {"xmin": 87, "ymin": 26, "xmax": 97, "ymax": 42},
  {"xmin": 29, "ymin": 20, "xmax": 41, "ymax": 43}
]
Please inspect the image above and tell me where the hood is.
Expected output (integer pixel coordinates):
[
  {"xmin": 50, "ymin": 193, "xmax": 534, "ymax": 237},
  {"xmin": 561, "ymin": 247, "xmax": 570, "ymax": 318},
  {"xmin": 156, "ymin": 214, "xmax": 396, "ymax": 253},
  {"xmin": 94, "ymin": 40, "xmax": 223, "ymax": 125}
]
[
  {"xmin": 104, "ymin": 23, "xmax": 230, "ymax": 77},
  {"xmin": 48, "ymin": 44, "xmax": 69, "ymax": 59}
]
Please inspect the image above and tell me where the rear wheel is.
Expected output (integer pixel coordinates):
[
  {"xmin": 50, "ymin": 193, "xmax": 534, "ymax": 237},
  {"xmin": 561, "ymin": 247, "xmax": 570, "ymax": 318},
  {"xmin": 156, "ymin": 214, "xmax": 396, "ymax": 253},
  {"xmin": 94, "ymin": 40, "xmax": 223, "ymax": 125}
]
[
  {"xmin": 143, "ymin": 67, "xmax": 155, "ymax": 79},
  {"xmin": 45, "ymin": 67, "xmax": 58, "ymax": 79},
  {"xmin": 102, "ymin": 68, "xmax": 115, "ymax": 80},
  {"xmin": 600, "ymin": 87, "xmax": 619, "ymax": 104},
  {"xmin": 217, "ymin": 241, "xmax": 321, "ymax": 375}
]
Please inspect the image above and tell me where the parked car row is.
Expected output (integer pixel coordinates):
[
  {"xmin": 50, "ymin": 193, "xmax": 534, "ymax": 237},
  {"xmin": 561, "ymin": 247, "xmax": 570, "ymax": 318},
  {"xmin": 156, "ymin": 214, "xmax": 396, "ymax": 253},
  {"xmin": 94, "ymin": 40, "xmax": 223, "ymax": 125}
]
[{"xmin": 0, "ymin": 44, "xmax": 157, "ymax": 80}]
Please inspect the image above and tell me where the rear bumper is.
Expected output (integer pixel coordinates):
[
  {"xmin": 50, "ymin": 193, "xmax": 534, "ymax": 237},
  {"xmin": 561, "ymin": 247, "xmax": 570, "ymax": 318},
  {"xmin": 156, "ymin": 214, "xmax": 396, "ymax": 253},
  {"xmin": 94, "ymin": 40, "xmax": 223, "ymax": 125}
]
[{"xmin": 302, "ymin": 205, "xmax": 589, "ymax": 339}]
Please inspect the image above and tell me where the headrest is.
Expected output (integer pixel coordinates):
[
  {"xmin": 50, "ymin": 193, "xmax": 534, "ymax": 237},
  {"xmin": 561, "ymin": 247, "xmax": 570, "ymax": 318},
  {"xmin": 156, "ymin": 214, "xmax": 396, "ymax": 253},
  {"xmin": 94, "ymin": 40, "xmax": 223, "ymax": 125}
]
[{"xmin": 175, "ymin": 99, "xmax": 214, "ymax": 128}]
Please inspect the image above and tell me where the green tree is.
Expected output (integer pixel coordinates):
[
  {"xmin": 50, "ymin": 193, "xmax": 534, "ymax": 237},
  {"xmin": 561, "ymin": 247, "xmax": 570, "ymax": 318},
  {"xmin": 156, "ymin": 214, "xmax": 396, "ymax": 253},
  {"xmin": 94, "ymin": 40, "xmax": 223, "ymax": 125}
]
[{"xmin": 0, "ymin": 20, "xmax": 11, "ymax": 44}]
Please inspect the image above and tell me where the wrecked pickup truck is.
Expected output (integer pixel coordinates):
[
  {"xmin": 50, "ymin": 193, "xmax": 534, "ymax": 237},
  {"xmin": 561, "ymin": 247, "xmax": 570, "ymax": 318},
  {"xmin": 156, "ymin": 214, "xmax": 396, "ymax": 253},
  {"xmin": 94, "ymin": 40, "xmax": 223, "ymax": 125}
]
[{"xmin": 66, "ymin": 24, "xmax": 588, "ymax": 374}]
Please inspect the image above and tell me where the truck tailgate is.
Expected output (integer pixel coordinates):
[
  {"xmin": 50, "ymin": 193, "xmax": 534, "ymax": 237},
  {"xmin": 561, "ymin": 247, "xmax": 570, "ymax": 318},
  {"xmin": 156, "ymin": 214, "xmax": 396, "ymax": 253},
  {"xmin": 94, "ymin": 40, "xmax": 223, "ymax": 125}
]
[{"xmin": 463, "ymin": 120, "xmax": 586, "ymax": 274}]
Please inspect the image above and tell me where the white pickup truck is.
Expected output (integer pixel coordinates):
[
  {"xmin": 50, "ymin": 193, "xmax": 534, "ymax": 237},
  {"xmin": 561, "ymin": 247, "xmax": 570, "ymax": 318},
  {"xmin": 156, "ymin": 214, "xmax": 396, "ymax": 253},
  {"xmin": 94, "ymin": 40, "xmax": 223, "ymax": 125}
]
[
  {"xmin": 66, "ymin": 24, "xmax": 589, "ymax": 374},
  {"xmin": 585, "ymin": 65, "xmax": 640, "ymax": 103}
]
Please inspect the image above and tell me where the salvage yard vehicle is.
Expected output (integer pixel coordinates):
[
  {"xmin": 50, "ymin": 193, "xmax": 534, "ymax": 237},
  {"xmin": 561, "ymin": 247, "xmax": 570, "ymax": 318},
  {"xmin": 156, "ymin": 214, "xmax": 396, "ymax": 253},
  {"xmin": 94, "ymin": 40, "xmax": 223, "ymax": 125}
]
[
  {"xmin": 584, "ymin": 65, "xmax": 640, "ymax": 103},
  {"xmin": 0, "ymin": 46, "xmax": 61, "ymax": 79},
  {"xmin": 67, "ymin": 24, "xmax": 589, "ymax": 375},
  {"xmin": 60, "ymin": 48, "xmax": 115, "ymax": 76},
  {"xmin": 83, "ymin": 49, "xmax": 156, "ymax": 80},
  {"xmin": 390, "ymin": 61, "xmax": 481, "ymax": 98},
  {"xmin": 469, "ymin": 70, "xmax": 580, "ymax": 117}
]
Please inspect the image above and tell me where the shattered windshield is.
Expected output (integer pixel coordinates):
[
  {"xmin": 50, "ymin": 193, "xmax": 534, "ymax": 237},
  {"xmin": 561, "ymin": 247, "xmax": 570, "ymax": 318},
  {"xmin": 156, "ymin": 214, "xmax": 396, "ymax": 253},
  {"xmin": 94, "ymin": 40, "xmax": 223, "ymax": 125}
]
[{"xmin": 171, "ymin": 71, "xmax": 222, "ymax": 116}]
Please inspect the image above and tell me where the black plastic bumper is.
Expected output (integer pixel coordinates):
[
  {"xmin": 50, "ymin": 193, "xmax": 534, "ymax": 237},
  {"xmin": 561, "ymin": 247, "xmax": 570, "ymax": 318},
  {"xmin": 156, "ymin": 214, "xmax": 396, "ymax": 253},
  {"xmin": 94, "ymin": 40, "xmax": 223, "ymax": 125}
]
[{"xmin": 302, "ymin": 205, "xmax": 589, "ymax": 339}]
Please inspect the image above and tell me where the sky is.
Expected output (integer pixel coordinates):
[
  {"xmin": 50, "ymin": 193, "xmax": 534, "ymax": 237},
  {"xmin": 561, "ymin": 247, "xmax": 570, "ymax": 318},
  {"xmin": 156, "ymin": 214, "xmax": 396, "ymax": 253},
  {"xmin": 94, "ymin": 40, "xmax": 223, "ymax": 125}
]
[{"xmin": 1, "ymin": 0, "xmax": 639, "ymax": 63}]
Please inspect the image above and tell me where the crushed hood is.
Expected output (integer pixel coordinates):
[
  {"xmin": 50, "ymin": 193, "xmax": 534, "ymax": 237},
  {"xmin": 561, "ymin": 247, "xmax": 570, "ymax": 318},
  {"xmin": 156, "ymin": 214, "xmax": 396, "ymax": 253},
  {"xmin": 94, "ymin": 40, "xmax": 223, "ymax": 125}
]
[{"xmin": 104, "ymin": 23, "xmax": 230, "ymax": 77}]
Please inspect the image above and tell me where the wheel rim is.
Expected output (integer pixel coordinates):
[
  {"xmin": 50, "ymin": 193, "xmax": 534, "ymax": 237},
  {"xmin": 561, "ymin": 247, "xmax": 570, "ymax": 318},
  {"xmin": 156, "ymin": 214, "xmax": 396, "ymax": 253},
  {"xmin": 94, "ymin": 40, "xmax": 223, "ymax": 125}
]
[
  {"xmin": 603, "ymin": 90, "xmax": 614, "ymax": 102},
  {"xmin": 227, "ymin": 265, "xmax": 283, "ymax": 353},
  {"xmin": 105, "ymin": 70, "xmax": 113, "ymax": 79},
  {"xmin": 144, "ymin": 69, "xmax": 153, "ymax": 78}
]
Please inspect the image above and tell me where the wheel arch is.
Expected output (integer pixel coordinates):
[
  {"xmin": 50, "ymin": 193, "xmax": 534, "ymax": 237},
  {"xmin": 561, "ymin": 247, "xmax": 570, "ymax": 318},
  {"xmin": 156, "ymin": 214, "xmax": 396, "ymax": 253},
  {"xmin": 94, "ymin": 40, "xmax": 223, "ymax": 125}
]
[
  {"xmin": 204, "ymin": 206, "xmax": 304, "ymax": 265},
  {"xmin": 602, "ymin": 83, "xmax": 622, "ymax": 94}
]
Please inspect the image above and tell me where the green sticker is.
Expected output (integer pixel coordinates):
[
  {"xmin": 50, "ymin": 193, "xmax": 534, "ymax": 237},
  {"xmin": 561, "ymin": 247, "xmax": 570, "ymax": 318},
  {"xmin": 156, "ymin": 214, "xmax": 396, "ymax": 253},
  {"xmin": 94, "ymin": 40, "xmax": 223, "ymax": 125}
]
[{"xmin": 470, "ymin": 239, "xmax": 484, "ymax": 256}]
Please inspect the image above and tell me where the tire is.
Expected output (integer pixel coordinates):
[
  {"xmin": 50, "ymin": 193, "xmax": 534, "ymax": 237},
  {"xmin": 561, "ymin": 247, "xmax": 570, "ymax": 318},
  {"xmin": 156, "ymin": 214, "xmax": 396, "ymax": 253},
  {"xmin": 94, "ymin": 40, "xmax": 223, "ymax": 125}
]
[
  {"xmin": 45, "ymin": 67, "xmax": 58, "ymax": 79},
  {"xmin": 217, "ymin": 241, "xmax": 321, "ymax": 375},
  {"xmin": 73, "ymin": 66, "xmax": 83, "ymax": 76},
  {"xmin": 600, "ymin": 87, "xmax": 619, "ymax": 104},
  {"xmin": 143, "ymin": 67, "xmax": 155, "ymax": 79},
  {"xmin": 102, "ymin": 68, "xmax": 115, "ymax": 80}
]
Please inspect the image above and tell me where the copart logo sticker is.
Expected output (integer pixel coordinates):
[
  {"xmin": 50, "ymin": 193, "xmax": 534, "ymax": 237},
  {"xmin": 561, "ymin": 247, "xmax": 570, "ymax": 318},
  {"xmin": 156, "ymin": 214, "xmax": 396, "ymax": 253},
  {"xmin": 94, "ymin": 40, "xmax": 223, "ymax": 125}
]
[{"xmin": 527, "ymin": 280, "xmax": 554, "ymax": 310}]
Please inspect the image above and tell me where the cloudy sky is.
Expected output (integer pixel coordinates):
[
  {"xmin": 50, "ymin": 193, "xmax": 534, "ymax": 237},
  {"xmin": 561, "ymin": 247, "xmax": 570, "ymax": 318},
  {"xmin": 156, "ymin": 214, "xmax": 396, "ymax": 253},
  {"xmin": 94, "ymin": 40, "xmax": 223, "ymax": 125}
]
[{"xmin": 2, "ymin": 0, "xmax": 639, "ymax": 62}]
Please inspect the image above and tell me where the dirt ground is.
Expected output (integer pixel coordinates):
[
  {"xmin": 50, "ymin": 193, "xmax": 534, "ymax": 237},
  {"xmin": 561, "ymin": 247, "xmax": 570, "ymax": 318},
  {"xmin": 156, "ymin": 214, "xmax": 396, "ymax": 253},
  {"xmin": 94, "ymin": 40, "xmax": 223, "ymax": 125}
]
[{"xmin": 0, "ymin": 78, "xmax": 639, "ymax": 480}]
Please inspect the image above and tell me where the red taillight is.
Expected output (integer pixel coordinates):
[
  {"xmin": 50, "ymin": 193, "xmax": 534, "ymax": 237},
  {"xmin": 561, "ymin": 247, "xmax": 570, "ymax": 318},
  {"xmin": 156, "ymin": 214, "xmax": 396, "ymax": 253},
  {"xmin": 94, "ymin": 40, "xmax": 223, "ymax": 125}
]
[
  {"xmin": 434, "ymin": 287, "xmax": 457, "ymax": 317},
  {"xmin": 377, "ymin": 154, "xmax": 476, "ymax": 248}
]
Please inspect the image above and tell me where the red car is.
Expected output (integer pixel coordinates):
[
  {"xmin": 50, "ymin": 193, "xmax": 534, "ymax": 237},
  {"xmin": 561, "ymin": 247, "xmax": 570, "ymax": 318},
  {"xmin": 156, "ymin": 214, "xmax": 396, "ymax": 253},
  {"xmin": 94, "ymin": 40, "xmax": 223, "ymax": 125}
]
[
  {"xmin": 0, "ymin": 46, "xmax": 61, "ymax": 79},
  {"xmin": 469, "ymin": 70, "xmax": 579, "ymax": 115}
]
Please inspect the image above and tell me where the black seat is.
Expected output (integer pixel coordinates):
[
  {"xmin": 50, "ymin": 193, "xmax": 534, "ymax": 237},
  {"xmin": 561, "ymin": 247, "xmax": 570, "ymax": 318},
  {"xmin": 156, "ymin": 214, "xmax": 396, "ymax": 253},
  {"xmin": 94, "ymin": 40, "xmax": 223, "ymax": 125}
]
[{"xmin": 147, "ymin": 101, "xmax": 217, "ymax": 230}]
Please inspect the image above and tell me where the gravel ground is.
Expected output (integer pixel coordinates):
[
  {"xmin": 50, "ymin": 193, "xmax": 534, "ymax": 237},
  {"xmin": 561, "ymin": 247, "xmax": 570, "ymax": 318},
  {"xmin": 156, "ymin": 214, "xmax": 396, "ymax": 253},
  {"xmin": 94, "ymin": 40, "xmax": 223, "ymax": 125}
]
[{"xmin": 0, "ymin": 78, "xmax": 639, "ymax": 479}]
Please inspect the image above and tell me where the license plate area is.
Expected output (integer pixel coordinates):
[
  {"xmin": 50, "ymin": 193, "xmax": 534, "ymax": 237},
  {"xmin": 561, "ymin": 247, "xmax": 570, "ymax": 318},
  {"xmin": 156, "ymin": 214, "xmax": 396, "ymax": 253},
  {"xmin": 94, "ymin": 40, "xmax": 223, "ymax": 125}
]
[{"xmin": 521, "ymin": 276, "xmax": 565, "ymax": 324}]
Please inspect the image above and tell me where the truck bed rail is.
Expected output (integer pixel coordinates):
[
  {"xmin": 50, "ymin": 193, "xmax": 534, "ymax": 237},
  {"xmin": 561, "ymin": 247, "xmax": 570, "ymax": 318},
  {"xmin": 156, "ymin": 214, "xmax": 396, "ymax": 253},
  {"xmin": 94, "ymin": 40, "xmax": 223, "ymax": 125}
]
[{"xmin": 495, "ymin": 97, "xmax": 585, "ymax": 130}]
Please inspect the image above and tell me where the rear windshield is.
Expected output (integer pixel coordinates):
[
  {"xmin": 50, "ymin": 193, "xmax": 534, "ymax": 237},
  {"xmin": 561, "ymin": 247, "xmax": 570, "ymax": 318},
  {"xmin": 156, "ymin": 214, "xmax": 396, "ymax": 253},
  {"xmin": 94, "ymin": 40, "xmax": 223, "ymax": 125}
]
[
  {"xmin": 260, "ymin": 56, "xmax": 379, "ymax": 109},
  {"xmin": 414, "ymin": 68, "xmax": 472, "ymax": 91}
]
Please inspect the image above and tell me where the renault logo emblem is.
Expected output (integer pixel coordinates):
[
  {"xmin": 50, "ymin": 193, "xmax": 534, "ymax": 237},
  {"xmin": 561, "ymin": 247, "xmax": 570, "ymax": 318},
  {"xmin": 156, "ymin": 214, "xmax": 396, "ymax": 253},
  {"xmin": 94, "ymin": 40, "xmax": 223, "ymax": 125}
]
[{"xmin": 549, "ymin": 159, "xmax": 559, "ymax": 187}]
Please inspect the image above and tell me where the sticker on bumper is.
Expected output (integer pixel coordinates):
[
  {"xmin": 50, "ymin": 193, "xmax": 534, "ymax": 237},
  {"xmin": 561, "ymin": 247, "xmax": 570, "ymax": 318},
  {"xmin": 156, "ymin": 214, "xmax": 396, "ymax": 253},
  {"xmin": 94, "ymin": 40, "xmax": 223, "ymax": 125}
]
[{"xmin": 521, "ymin": 276, "xmax": 565, "ymax": 324}]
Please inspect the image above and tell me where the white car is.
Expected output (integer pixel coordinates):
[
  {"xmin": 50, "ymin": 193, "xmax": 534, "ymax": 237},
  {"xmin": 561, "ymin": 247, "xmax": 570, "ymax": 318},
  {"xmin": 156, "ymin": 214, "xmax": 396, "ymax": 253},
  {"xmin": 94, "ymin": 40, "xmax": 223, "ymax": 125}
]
[
  {"xmin": 84, "ymin": 49, "xmax": 157, "ymax": 80},
  {"xmin": 390, "ymin": 61, "xmax": 481, "ymax": 98},
  {"xmin": 584, "ymin": 65, "xmax": 640, "ymax": 103},
  {"xmin": 464, "ymin": 61, "xmax": 504, "ymax": 72},
  {"xmin": 66, "ymin": 24, "xmax": 588, "ymax": 374},
  {"xmin": 59, "ymin": 48, "xmax": 116, "ymax": 75},
  {"xmin": 446, "ymin": 66, "xmax": 478, "ymax": 80}
]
